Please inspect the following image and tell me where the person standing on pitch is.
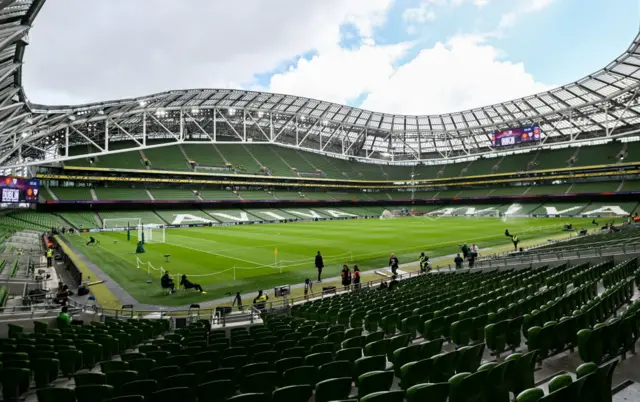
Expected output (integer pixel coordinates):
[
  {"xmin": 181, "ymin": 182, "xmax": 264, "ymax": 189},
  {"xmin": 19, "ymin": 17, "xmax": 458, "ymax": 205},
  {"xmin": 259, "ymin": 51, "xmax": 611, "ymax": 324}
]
[
  {"xmin": 315, "ymin": 251, "xmax": 324, "ymax": 282},
  {"xmin": 389, "ymin": 253, "xmax": 399, "ymax": 276}
]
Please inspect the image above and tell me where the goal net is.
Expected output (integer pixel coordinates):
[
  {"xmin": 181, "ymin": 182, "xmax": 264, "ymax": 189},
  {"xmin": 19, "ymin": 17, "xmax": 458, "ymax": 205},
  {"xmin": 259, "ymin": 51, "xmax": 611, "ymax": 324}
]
[
  {"xmin": 103, "ymin": 218, "xmax": 141, "ymax": 230},
  {"xmin": 380, "ymin": 209, "xmax": 410, "ymax": 219},
  {"xmin": 137, "ymin": 224, "xmax": 166, "ymax": 244}
]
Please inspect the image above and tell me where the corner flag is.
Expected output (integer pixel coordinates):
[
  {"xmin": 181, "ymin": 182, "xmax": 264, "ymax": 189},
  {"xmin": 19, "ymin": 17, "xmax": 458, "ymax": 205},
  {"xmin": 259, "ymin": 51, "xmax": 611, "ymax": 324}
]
[{"xmin": 274, "ymin": 248, "xmax": 278, "ymax": 256}]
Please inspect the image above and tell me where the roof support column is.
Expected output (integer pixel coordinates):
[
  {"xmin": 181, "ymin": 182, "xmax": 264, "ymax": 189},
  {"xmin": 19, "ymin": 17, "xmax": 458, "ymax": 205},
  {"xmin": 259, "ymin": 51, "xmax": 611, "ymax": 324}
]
[
  {"xmin": 213, "ymin": 107, "xmax": 217, "ymax": 142},
  {"xmin": 104, "ymin": 119, "xmax": 109, "ymax": 152},
  {"xmin": 142, "ymin": 112, "xmax": 147, "ymax": 146},
  {"xmin": 243, "ymin": 109, "xmax": 247, "ymax": 142},
  {"xmin": 65, "ymin": 127, "xmax": 69, "ymax": 157},
  {"xmin": 180, "ymin": 110, "xmax": 184, "ymax": 140}
]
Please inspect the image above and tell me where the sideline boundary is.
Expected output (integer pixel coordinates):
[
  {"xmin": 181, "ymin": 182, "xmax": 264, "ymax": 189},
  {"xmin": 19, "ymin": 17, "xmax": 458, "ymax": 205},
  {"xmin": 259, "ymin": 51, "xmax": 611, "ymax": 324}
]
[{"xmin": 54, "ymin": 235, "xmax": 122, "ymax": 309}]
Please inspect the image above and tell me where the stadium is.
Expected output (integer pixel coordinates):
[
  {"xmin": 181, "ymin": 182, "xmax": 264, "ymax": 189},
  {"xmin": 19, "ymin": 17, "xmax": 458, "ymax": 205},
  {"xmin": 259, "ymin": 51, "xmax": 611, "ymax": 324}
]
[{"xmin": 0, "ymin": 1, "xmax": 639, "ymax": 401}]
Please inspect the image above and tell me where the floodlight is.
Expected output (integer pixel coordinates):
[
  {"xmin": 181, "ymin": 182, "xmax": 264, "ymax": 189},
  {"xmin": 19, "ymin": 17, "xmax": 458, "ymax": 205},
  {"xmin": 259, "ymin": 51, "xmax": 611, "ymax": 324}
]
[
  {"xmin": 191, "ymin": 108, "xmax": 199, "ymax": 115},
  {"xmin": 139, "ymin": 100, "xmax": 148, "ymax": 107},
  {"xmin": 228, "ymin": 108, "xmax": 236, "ymax": 116},
  {"xmin": 21, "ymin": 132, "xmax": 28, "ymax": 138}
]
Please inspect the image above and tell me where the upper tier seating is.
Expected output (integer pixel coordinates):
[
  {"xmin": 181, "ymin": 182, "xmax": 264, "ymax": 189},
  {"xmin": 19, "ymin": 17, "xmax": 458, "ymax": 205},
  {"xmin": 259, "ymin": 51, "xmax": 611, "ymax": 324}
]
[
  {"xmin": 200, "ymin": 190, "xmax": 241, "ymax": 201},
  {"xmin": 144, "ymin": 142, "xmax": 192, "ymax": 171},
  {"xmin": 215, "ymin": 144, "xmax": 264, "ymax": 174},
  {"xmin": 182, "ymin": 143, "xmax": 227, "ymax": 167},
  {"xmin": 52, "ymin": 188, "xmax": 94, "ymax": 201},
  {"xmin": 151, "ymin": 189, "xmax": 200, "ymax": 201},
  {"xmin": 64, "ymin": 141, "xmax": 640, "ymax": 183},
  {"xmin": 95, "ymin": 187, "xmax": 150, "ymax": 201}
]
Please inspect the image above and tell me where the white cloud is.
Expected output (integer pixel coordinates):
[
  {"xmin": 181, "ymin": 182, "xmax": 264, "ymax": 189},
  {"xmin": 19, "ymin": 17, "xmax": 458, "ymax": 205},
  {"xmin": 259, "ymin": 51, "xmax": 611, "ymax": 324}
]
[
  {"xmin": 25, "ymin": 0, "xmax": 552, "ymax": 119},
  {"xmin": 497, "ymin": 0, "xmax": 555, "ymax": 33},
  {"xmin": 24, "ymin": 0, "xmax": 394, "ymax": 105},
  {"xmin": 526, "ymin": 0, "xmax": 554, "ymax": 12},
  {"xmin": 498, "ymin": 12, "xmax": 518, "ymax": 29},
  {"xmin": 402, "ymin": 3, "xmax": 437, "ymax": 23},
  {"xmin": 360, "ymin": 35, "xmax": 553, "ymax": 114},
  {"xmin": 402, "ymin": 0, "xmax": 491, "ymax": 27},
  {"xmin": 265, "ymin": 32, "xmax": 551, "ymax": 115},
  {"xmin": 267, "ymin": 42, "xmax": 412, "ymax": 105}
]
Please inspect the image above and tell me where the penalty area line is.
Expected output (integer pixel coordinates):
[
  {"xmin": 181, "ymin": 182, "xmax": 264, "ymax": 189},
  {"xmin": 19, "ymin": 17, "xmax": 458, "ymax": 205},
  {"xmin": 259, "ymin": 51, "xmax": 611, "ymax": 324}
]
[{"xmin": 164, "ymin": 241, "xmax": 264, "ymax": 266}]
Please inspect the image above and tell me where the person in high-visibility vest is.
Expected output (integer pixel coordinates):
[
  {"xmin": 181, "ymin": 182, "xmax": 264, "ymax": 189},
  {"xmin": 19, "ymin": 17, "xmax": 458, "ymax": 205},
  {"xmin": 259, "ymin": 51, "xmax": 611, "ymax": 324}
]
[
  {"xmin": 253, "ymin": 290, "xmax": 269, "ymax": 310},
  {"xmin": 419, "ymin": 252, "xmax": 429, "ymax": 273},
  {"xmin": 46, "ymin": 247, "xmax": 54, "ymax": 268},
  {"xmin": 512, "ymin": 234, "xmax": 519, "ymax": 251}
]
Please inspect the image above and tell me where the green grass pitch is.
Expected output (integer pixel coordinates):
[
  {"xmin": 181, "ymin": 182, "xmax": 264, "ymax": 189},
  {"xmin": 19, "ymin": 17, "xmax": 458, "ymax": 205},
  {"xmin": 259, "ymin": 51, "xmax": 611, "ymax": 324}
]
[{"xmin": 67, "ymin": 216, "xmax": 600, "ymax": 306}]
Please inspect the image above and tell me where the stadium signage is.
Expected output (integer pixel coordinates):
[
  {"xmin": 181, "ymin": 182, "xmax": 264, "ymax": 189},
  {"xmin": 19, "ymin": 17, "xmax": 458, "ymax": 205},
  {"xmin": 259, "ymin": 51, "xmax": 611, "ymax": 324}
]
[{"xmin": 89, "ymin": 214, "xmax": 374, "ymax": 233}]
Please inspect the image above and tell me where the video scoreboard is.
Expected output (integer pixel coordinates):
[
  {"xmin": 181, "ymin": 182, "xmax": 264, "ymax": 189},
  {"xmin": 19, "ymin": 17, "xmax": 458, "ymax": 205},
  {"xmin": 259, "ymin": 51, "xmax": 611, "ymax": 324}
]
[
  {"xmin": 492, "ymin": 125, "xmax": 541, "ymax": 147},
  {"xmin": 0, "ymin": 177, "xmax": 39, "ymax": 203}
]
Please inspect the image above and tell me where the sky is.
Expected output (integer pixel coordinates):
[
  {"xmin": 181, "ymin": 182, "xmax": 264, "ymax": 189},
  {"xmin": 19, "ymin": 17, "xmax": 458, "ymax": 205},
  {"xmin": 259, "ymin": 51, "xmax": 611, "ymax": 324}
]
[{"xmin": 22, "ymin": 0, "xmax": 640, "ymax": 115}]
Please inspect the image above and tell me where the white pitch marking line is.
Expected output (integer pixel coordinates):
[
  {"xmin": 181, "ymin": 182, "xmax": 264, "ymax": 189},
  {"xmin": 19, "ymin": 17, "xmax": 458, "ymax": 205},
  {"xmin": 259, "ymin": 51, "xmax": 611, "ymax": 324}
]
[{"xmin": 164, "ymin": 241, "xmax": 264, "ymax": 266}]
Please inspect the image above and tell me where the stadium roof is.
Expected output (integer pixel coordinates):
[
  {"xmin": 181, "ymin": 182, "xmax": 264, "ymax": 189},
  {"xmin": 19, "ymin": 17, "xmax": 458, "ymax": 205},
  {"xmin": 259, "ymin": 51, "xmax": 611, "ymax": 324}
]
[{"xmin": 2, "ymin": 0, "xmax": 640, "ymax": 168}]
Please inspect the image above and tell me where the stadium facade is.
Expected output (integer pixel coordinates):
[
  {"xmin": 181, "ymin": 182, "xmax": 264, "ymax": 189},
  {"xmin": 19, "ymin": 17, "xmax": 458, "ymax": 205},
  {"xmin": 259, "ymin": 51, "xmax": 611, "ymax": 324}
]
[{"xmin": 1, "ymin": 1, "xmax": 640, "ymax": 172}]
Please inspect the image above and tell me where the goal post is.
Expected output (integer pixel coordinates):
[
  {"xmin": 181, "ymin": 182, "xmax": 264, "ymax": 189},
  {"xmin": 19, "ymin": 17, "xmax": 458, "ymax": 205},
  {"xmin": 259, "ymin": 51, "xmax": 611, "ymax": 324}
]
[
  {"xmin": 103, "ymin": 218, "xmax": 141, "ymax": 230},
  {"xmin": 137, "ymin": 224, "xmax": 166, "ymax": 244}
]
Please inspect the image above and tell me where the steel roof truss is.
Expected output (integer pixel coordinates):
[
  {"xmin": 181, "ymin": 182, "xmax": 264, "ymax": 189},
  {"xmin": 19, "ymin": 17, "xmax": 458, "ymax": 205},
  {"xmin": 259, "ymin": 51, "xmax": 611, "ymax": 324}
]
[{"xmin": 147, "ymin": 111, "xmax": 181, "ymax": 142}]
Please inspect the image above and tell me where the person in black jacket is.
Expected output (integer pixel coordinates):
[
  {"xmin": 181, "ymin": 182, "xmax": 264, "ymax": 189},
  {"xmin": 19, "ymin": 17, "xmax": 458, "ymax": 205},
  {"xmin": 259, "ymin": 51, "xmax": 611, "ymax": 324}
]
[
  {"xmin": 389, "ymin": 253, "xmax": 399, "ymax": 276},
  {"xmin": 161, "ymin": 272, "xmax": 175, "ymax": 294},
  {"xmin": 180, "ymin": 274, "xmax": 206, "ymax": 294},
  {"xmin": 315, "ymin": 251, "xmax": 324, "ymax": 282}
]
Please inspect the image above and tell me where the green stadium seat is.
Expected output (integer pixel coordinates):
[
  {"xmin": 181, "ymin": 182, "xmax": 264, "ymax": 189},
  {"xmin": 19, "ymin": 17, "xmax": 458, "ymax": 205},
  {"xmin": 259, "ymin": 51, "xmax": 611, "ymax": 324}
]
[
  {"xmin": 196, "ymin": 380, "xmax": 235, "ymax": 402},
  {"xmin": 33, "ymin": 357, "xmax": 60, "ymax": 388},
  {"xmin": 163, "ymin": 373, "xmax": 196, "ymax": 389},
  {"xmin": 1, "ymin": 367, "xmax": 31, "ymax": 401},
  {"xmin": 515, "ymin": 388, "xmax": 544, "ymax": 402},
  {"xmin": 315, "ymin": 377, "xmax": 352, "ymax": 402},
  {"xmin": 449, "ymin": 370, "xmax": 488, "ymax": 402},
  {"xmin": 272, "ymin": 384, "xmax": 313, "ymax": 402},
  {"xmin": 406, "ymin": 383, "xmax": 450, "ymax": 402},
  {"xmin": 151, "ymin": 387, "xmax": 195, "ymax": 402},
  {"xmin": 429, "ymin": 351, "xmax": 457, "ymax": 383},
  {"xmin": 318, "ymin": 360, "xmax": 352, "ymax": 382},
  {"xmin": 37, "ymin": 387, "xmax": 75, "ymax": 402},
  {"xmin": 122, "ymin": 380, "xmax": 158, "ymax": 399},
  {"xmin": 282, "ymin": 365, "xmax": 317, "ymax": 386},
  {"xmin": 75, "ymin": 372, "xmax": 107, "ymax": 386},
  {"xmin": 227, "ymin": 393, "xmax": 267, "ymax": 402},
  {"xmin": 354, "ymin": 356, "xmax": 386, "ymax": 385}
]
